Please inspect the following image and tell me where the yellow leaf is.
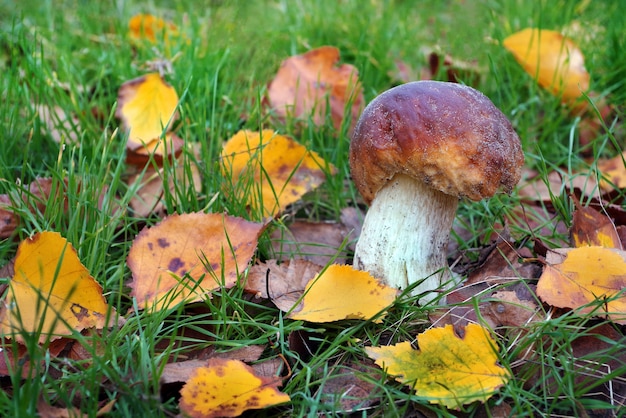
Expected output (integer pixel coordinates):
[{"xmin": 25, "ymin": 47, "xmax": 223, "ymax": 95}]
[
  {"xmin": 598, "ymin": 152, "xmax": 626, "ymax": 191},
  {"xmin": 0, "ymin": 232, "xmax": 115, "ymax": 344},
  {"xmin": 128, "ymin": 14, "xmax": 179, "ymax": 45},
  {"xmin": 503, "ymin": 28, "xmax": 589, "ymax": 103},
  {"xmin": 537, "ymin": 246, "xmax": 626, "ymax": 323},
  {"xmin": 127, "ymin": 212, "xmax": 265, "ymax": 310},
  {"xmin": 288, "ymin": 264, "xmax": 398, "ymax": 323},
  {"xmin": 366, "ymin": 324, "xmax": 509, "ymax": 409},
  {"xmin": 571, "ymin": 203, "xmax": 621, "ymax": 249},
  {"xmin": 115, "ymin": 73, "xmax": 180, "ymax": 157},
  {"xmin": 179, "ymin": 358, "xmax": 290, "ymax": 418},
  {"xmin": 221, "ymin": 130, "xmax": 335, "ymax": 218}
]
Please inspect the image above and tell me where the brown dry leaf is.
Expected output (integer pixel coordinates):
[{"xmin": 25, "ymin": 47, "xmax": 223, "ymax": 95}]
[
  {"xmin": 517, "ymin": 169, "xmax": 598, "ymax": 204},
  {"xmin": 571, "ymin": 202, "xmax": 622, "ymax": 249},
  {"xmin": 503, "ymin": 28, "xmax": 590, "ymax": 104},
  {"xmin": 0, "ymin": 232, "xmax": 116, "ymax": 344},
  {"xmin": 127, "ymin": 212, "xmax": 265, "ymax": 310},
  {"xmin": 366, "ymin": 324, "xmax": 510, "ymax": 409},
  {"xmin": 37, "ymin": 398, "xmax": 115, "ymax": 418},
  {"xmin": 315, "ymin": 362, "xmax": 380, "ymax": 413},
  {"xmin": 288, "ymin": 264, "xmax": 398, "ymax": 323},
  {"xmin": 116, "ymin": 73, "xmax": 183, "ymax": 164},
  {"xmin": 36, "ymin": 104, "xmax": 80, "ymax": 145},
  {"xmin": 537, "ymin": 246, "xmax": 626, "ymax": 323},
  {"xmin": 245, "ymin": 259, "xmax": 322, "ymax": 312},
  {"xmin": 127, "ymin": 144, "xmax": 202, "ymax": 218},
  {"xmin": 0, "ymin": 337, "xmax": 69, "ymax": 378},
  {"xmin": 221, "ymin": 129, "xmax": 335, "ymax": 218},
  {"xmin": 179, "ymin": 358, "xmax": 290, "ymax": 418},
  {"xmin": 270, "ymin": 220, "xmax": 353, "ymax": 266},
  {"xmin": 267, "ymin": 46, "xmax": 364, "ymax": 131},
  {"xmin": 160, "ymin": 345, "xmax": 266, "ymax": 385}
]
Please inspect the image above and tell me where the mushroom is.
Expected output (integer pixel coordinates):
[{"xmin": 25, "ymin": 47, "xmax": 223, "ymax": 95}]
[{"xmin": 349, "ymin": 81, "xmax": 524, "ymax": 304}]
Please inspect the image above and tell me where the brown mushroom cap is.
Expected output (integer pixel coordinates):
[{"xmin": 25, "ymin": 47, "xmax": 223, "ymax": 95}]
[{"xmin": 349, "ymin": 81, "xmax": 524, "ymax": 204}]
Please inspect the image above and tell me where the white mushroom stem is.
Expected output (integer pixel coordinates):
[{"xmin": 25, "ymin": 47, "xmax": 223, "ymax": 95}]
[{"xmin": 353, "ymin": 173, "xmax": 459, "ymax": 305}]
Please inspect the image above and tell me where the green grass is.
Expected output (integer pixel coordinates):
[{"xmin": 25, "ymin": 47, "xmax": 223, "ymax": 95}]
[{"xmin": 1, "ymin": 0, "xmax": 626, "ymax": 416}]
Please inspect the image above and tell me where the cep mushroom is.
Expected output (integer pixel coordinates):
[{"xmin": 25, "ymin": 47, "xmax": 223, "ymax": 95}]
[{"xmin": 349, "ymin": 80, "xmax": 524, "ymax": 304}]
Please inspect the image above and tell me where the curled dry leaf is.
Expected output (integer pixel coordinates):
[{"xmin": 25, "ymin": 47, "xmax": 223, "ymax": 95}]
[
  {"xmin": 127, "ymin": 212, "xmax": 265, "ymax": 310},
  {"xmin": 503, "ymin": 28, "xmax": 589, "ymax": 105},
  {"xmin": 179, "ymin": 358, "xmax": 290, "ymax": 418},
  {"xmin": 0, "ymin": 232, "xmax": 117, "ymax": 344},
  {"xmin": 537, "ymin": 247, "xmax": 626, "ymax": 324},
  {"xmin": 366, "ymin": 324, "xmax": 510, "ymax": 410},
  {"xmin": 221, "ymin": 130, "xmax": 335, "ymax": 218},
  {"xmin": 267, "ymin": 46, "xmax": 364, "ymax": 131},
  {"xmin": 116, "ymin": 73, "xmax": 184, "ymax": 164}
]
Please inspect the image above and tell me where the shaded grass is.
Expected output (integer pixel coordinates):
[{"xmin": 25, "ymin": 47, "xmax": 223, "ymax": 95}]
[{"xmin": 1, "ymin": 0, "xmax": 626, "ymax": 416}]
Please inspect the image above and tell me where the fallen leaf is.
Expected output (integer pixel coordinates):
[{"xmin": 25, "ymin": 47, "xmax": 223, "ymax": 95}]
[
  {"xmin": 366, "ymin": 324, "xmax": 510, "ymax": 409},
  {"xmin": 179, "ymin": 358, "xmax": 290, "ymax": 418},
  {"xmin": 245, "ymin": 259, "xmax": 322, "ymax": 312},
  {"xmin": 0, "ymin": 232, "xmax": 115, "ymax": 344},
  {"xmin": 221, "ymin": 130, "xmax": 335, "ymax": 218},
  {"xmin": 537, "ymin": 246, "xmax": 626, "ymax": 323},
  {"xmin": 571, "ymin": 201, "xmax": 622, "ymax": 249},
  {"xmin": 288, "ymin": 264, "xmax": 398, "ymax": 323},
  {"xmin": 116, "ymin": 73, "xmax": 183, "ymax": 162},
  {"xmin": 503, "ymin": 28, "xmax": 589, "ymax": 104},
  {"xmin": 267, "ymin": 46, "xmax": 364, "ymax": 130},
  {"xmin": 128, "ymin": 14, "xmax": 179, "ymax": 45},
  {"xmin": 598, "ymin": 152, "xmax": 626, "ymax": 191},
  {"xmin": 127, "ymin": 212, "xmax": 265, "ymax": 310}
]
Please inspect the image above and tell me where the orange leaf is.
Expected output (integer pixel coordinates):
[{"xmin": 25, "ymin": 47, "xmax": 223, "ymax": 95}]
[
  {"xmin": 267, "ymin": 46, "xmax": 364, "ymax": 130},
  {"xmin": 179, "ymin": 358, "xmax": 290, "ymax": 418},
  {"xmin": 366, "ymin": 324, "xmax": 509, "ymax": 409},
  {"xmin": 127, "ymin": 212, "xmax": 265, "ymax": 310},
  {"xmin": 571, "ymin": 203, "xmax": 621, "ymax": 249},
  {"xmin": 116, "ymin": 73, "xmax": 182, "ymax": 162},
  {"xmin": 537, "ymin": 247, "xmax": 626, "ymax": 323},
  {"xmin": 128, "ymin": 14, "xmax": 179, "ymax": 44},
  {"xmin": 221, "ymin": 130, "xmax": 335, "ymax": 218},
  {"xmin": 503, "ymin": 28, "xmax": 589, "ymax": 103},
  {"xmin": 288, "ymin": 264, "xmax": 398, "ymax": 323},
  {"xmin": 0, "ymin": 232, "xmax": 115, "ymax": 344},
  {"xmin": 598, "ymin": 152, "xmax": 626, "ymax": 191}
]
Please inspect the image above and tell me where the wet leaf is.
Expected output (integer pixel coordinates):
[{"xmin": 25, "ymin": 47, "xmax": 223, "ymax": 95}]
[
  {"xmin": 267, "ymin": 46, "xmax": 364, "ymax": 130},
  {"xmin": 537, "ymin": 246, "xmax": 626, "ymax": 323},
  {"xmin": 179, "ymin": 358, "xmax": 290, "ymax": 418},
  {"xmin": 127, "ymin": 212, "xmax": 265, "ymax": 310},
  {"xmin": 116, "ymin": 73, "xmax": 183, "ymax": 162},
  {"xmin": 288, "ymin": 264, "xmax": 398, "ymax": 323},
  {"xmin": 221, "ymin": 130, "xmax": 335, "ymax": 218},
  {"xmin": 366, "ymin": 324, "xmax": 510, "ymax": 409},
  {"xmin": 503, "ymin": 28, "xmax": 589, "ymax": 103},
  {"xmin": 0, "ymin": 232, "xmax": 115, "ymax": 344}
]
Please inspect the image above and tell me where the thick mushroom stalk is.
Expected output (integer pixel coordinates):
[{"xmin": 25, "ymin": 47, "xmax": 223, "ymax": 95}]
[
  {"xmin": 350, "ymin": 81, "xmax": 524, "ymax": 305},
  {"xmin": 353, "ymin": 173, "xmax": 458, "ymax": 301}
]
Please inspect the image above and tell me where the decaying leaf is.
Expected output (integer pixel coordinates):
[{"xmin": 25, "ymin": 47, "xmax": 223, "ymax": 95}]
[
  {"xmin": 127, "ymin": 212, "xmax": 265, "ymax": 310},
  {"xmin": 537, "ymin": 246, "xmax": 626, "ymax": 324},
  {"xmin": 571, "ymin": 202, "xmax": 621, "ymax": 249},
  {"xmin": 0, "ymin": 232, "xmax": 115, "ymax": 344},
  {"xmin": 267, "ymin": 46, "xmax": 364, "ymax": 130},
  {"xmin": 366, "ymin": 324, "xmax": 510, "ymax": 409},
  {"xmin": 288, "ymin": 264, "xmax": 398, "ymax": 323},
  {"xmin": 221, "ymin": 130, "xmax": 335, "ymax": 218},
  {"xmin": 179, "ymin": 358, "xmax": 290, "ymax": 418},
  {"xmin": 116, "ymin": 73, "xmax": 183, "ymax": 162},
  {"xmin": 127, "ymin": 144, "xmax": 202, "ymax": 218},
  {"xmin": 503, "ymin": 28, "xmax": 589, "ymax": 104}
]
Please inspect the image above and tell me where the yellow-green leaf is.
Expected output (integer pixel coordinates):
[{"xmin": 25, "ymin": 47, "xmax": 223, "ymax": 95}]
[
  {"xmin": 288, "ymin": 264, "xmax": 398, "ymax": 323},
  {"xmin": 366, "ymin": 324, "xmax": 509, "ymax": 409},
  {"xmin": 179, "ymin": 358, "xmax": 290, "ymax": 418}
]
